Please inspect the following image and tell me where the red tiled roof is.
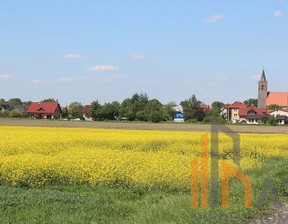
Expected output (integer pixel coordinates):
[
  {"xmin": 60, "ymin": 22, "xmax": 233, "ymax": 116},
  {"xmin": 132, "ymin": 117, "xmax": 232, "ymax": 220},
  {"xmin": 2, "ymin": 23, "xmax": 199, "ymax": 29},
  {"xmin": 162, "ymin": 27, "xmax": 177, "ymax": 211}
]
[
  {"xmin": 83, "ymin": 105, "xmax": 91, "ymax": 115},
  {"xmin": 266, "ymin": 92, "xmax": 288, "ymax": 107},
  {"xmin": 238, "ymin": 106, "xmax": 267, "ymax": 117},
  {"xmin": 83, "ymin": 105, "xmax": 105, "ymax": 115},
  {"xmin": 201, "ymin": 104, "xmax": 210, "ymax": 111},
  {"xmin": 27, "ymin": 102, "xmax": 60, "ymax": 114},
  {"xmin": 227, "ymin": 103, "xmax": 247, "ymax": 109}
]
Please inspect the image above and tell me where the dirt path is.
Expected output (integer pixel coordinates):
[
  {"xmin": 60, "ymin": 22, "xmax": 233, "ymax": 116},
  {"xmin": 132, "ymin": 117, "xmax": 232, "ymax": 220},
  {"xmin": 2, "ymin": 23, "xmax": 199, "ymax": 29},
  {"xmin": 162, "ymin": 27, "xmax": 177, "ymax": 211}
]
[
  {"xmin": 1, "ymin": 119, "xmax": 288, "ymax": 133},
  {"xmin": 250, "ymin": 199, "xmax": 288, "ymax": 224}
]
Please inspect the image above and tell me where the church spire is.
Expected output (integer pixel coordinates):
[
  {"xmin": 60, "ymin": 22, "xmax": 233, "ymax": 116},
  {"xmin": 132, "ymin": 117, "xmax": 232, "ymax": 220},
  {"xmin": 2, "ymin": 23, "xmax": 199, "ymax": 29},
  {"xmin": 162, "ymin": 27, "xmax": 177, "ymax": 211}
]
[{"xmin": 260, "ymin": 67, "xmax": 267, "ymax": 82}]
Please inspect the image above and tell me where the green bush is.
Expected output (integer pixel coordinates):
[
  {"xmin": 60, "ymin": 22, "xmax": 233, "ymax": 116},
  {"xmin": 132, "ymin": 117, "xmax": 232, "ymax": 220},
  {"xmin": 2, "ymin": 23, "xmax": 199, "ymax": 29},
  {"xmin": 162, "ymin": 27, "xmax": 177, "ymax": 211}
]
[
  {"xmin": 149, "ymin": 111, "xmax": 162, "ymax": 123},
  {"xmin": 9, "ymin": 110, "xmax": 23, "ymax": 118},
  {"xmin": 268, "ymin": 116, "xmax": 277, "ymax": 126},
  {"xmin": 136, "ymin": 111, "xmax": 148, "ymax": 121},
  {"xmin": 125, "ymin": 111, "xmax": 135, "ymax": 121},
  {"xmin": 186, "ymin": 119, "xmax": 198, "ymax": 123},
  {"xmin": 203, "ymin": 116, "xmax": 211, "ymax": 123}
]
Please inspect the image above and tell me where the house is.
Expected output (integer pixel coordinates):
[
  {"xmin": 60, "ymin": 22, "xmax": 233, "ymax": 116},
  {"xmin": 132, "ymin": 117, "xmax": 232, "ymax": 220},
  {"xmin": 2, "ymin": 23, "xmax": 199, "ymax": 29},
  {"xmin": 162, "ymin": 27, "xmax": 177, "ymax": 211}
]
[
  {"xmin": 83, "ymin": 105, "xmax": 105, "ymax": 120},
  {"xmin": 172, "ymin": 106, "xmax": 184, "ymax": 122},
  {"xmin": 270, "ymin": 109, "xmax": 288, "ymax": 125},
  {"xmin": 238, "ymin": 106, "xmax": 268, "ymax": 124},
  {"xmin": 221, "ymin": 103, "xmax": 247, "ymax": 122},
  {"xmin": 0, "ymin": 104, "xmax": 12, "ymax": 112},
  {"xmin": 27, "ymin": 102, "xmax": 62, "ymax": 119},
  {"xmin": 201, "ymin": 104, "xmax": 210, "ymax": 112},
  {"xmin": 14, "ymin": 104, "xmax": 27, "ymax": 112},
  {"xmin": 174, "ymin": 111, "xmax": 184, "ymax": 122},
  {"xmin": 258, "ymin": 70, "xmax": 288, "ymax": 109}
]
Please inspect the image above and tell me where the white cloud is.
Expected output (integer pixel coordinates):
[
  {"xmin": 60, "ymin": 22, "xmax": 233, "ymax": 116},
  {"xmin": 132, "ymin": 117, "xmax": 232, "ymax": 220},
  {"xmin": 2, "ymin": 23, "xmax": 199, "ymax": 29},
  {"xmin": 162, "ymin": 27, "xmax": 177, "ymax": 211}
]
[
  {"xmin": 204, "ymin": 14, "xmax": 223, "ymax": 23},
  {"xmin": 130, "ymin": 53, "xmax": 148, "ymax": 60},
  {"xmin": 31, "ymin": 80, "xmax": 43, "ymax": 84},
  {"xmin": 0, "ymin": 74, "xmax": 12, "ymax": 79},
  {"xmin": 209, "ymin": 81, "xmax": 219, "ymax": 86},
  {"xmin": 86, "ymin": 65, "xmax": 119, "ymax": 71},
  {"xmin": 217, "ymin": 76, "xmax": 228, "ymax": 80},
  {"xmin": 186, "ymin": 81, "xmax": 197, "ymax": 85},
  {"xmin": 251, "ymin": 75, "xmax": 261, "ymax": 80},
  {"xmin": 274, "ymin": 10, "xmax": 283, "ymax": 17},
  {"xmin": 56, "ymin": 76, "xmax": 89, "ymax": 82},
  {"xmin": 64, "ymin": 54, "xmax": 82, "ymax": 59}
]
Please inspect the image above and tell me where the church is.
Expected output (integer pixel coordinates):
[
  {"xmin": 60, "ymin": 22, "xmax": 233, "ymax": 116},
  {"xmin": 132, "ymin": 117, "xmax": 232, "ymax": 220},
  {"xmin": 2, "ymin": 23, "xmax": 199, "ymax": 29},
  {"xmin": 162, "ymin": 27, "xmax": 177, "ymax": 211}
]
[{"xmin": 258, "ymin": 70, "xmax": 288, "ymax": 109}]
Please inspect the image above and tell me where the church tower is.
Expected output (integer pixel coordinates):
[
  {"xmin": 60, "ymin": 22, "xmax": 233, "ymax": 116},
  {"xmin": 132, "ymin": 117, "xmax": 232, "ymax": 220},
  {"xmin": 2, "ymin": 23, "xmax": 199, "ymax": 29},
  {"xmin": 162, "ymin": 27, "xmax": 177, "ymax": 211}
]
[{"xmin": 258, "ymin": 69, "xmax": 268, "ymax": 108}]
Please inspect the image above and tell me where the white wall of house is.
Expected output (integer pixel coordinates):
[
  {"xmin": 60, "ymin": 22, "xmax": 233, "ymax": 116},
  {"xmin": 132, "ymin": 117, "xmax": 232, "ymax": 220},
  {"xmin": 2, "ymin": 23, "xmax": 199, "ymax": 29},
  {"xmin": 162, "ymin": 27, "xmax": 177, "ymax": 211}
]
[
  {"xmin": 270, "ymin": 110, "xmax": 288, "ymax": 117},
  {"xmin": 246, "ymin": 119, "xmax": 265, "ymax": 124}
]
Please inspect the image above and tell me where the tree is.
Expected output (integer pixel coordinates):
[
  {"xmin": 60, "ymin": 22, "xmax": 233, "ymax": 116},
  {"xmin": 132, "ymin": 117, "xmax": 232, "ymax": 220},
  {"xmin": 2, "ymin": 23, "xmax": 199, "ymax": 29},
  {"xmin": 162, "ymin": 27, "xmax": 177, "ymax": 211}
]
[
  {"xmin": 145, "ymin": 99, "xmax": 163, "ymax": 115},
  {"xmin": 180, "ymin": 95, "xmax": 204, "ymax": 121},
  {"xmin": 41, "ymin": 98, "xmax": 56, "ymax": 102},
  {"xmin": 7, "ymin": 98, "xmax": 22, "ymax": 107},
  {"xmin": 125, "ymin": 111, "xmax": 135, "ymax": 121},
  {"xmin": 163, "ymin": 102, "xmax": 177, "ymax": 120},
  {"xmin": 131, "ymin": 93, "xmax": 148, "ymax": 104},
  {"xmin": 100, "ymin": 101, "xmax": 120, "ymax": 120},
  {"xmin": 136, "ymin": 111, "xmax": 148, "ymax": 121},
  {"xmin": 89, "ymin": 100, "xmax": 101, "ymax": 120},
  {"xmin": 267, "ymin": 104, "xmax": 281, "ymax": 110},
  {"xmin": 268, "ymin": 116, "xmax": 277, "ymax": 126},
  {"xmin": 119, "ymin": 98, "xmax": 131, "ymax": 117},
  {"xmin": 61, "ymin": 107, "xmax": 69, "ymax": 119},
  {"xmin": 149, "ymin": 111, "xmax": 162, "ymax": 123},
  {"xmin": 69, "ymin": 102, "xmax": 84, "ymax": 119},
  {"xmin": 211, "ymin": 101, "xmax": 224, "ymax": 112},
  {"xmin": 22, "ymin": 101, "xmax": 32, "ymax": 107},
  {"xmin": 0, "ymin": 98, "xmax": 6, "ymax": 105},
  {"xmin": 243, "ymin": 98, "xmax": 258, "ymax": 106}
]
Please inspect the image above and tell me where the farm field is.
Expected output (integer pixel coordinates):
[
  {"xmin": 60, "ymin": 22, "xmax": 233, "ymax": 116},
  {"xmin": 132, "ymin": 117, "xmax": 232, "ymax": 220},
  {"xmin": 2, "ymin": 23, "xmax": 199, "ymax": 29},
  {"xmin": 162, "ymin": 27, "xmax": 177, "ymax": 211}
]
[
  {"xmin": 0, "ymin": 126, "xmax": 287, "ymax": 223},
  {"xmin": 1, "ymin": 118, "xmax": 288, "ymax": 133}
]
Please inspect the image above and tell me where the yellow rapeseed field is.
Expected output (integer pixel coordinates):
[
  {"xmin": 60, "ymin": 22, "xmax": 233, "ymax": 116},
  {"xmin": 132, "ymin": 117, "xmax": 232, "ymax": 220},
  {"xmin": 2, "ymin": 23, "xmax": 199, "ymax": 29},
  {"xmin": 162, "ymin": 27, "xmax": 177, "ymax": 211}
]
[{"xmin": 0, "ymin": 126, "xmax": 287, "ymax": 189}]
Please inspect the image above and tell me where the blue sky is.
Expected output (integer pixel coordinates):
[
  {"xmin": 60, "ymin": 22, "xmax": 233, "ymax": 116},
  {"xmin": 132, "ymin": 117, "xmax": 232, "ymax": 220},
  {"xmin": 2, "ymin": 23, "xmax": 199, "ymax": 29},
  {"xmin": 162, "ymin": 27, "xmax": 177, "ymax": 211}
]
[{"xmin": 0, "ymin": 0, "xmax": 287, "ymax": 106}]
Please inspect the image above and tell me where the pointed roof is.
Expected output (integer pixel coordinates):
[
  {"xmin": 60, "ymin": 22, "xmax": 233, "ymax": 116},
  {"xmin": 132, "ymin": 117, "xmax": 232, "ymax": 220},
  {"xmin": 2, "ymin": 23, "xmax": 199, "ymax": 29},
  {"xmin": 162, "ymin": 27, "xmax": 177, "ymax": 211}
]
[
  {"xmin": 260, "ymin": 69, "xmax": 267, "ymax": 82},
  {"xmin": 27, "ymin": 102, "xmax": 61, "ymax": 114}
]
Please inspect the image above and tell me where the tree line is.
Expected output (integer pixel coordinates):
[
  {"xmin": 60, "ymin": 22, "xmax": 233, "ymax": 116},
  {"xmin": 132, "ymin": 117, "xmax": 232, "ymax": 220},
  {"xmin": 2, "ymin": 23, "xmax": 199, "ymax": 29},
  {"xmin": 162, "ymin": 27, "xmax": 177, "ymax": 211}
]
[{"xmin": 2, "ymin": 95, "xmax": 280, "ymax": 123}]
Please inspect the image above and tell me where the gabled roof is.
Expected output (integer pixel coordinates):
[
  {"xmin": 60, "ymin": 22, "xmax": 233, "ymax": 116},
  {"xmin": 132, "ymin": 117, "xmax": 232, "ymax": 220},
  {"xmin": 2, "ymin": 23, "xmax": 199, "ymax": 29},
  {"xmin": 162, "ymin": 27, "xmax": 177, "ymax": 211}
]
[
  {"xmin": 227, "ymin": 102, "xmax": 247, "ymax": 109},
  {"xmin": 83, "ymin": 105, "xmax": 105, "ymax": 115},
  {"xmin": 266, "ymin": 92, "xmax": 288, "ymax": 107},
  {"xmin": 14, "ymin": 104, "xmax": 26, "ymax": 112},
  {"xmin": 27, "ymin": 102, "xmax": 61, "ymax": 114},
  {"xmin": 270, "ymin": 109, "xmax": 288, "ymax": 114},
  {"xmin": 239, "ymin": 106, "xmax": 267, "ymax": 117},
  {"xmin": 0, "ymin": 104, "xmax": 12, "ymax": 111}
]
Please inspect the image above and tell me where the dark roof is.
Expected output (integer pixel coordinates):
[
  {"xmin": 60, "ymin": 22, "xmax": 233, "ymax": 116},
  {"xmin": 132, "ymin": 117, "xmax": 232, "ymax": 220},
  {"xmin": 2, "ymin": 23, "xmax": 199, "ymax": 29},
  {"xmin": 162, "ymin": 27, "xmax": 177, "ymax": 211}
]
[
  {"xmin": 14, "ymin": 105, "xmax": 26, "ymax": 112},
  {"xmin": 275, "ymin": 115, "xmax": 288, "ymax": 121},
  {"xmin": 246, "ymin": 115, "xmax": 269, "ymax": 120},
  {"xmin": 0, "ymin": 104, "xmax": 12, "ymax": 111},
  {"xmin": 260, "ymin": 69, "xmax": 267, "ymax": 82},
  {"xmin": 27, "ymin": 102, "xmax": 61, "ymax": 114}
]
